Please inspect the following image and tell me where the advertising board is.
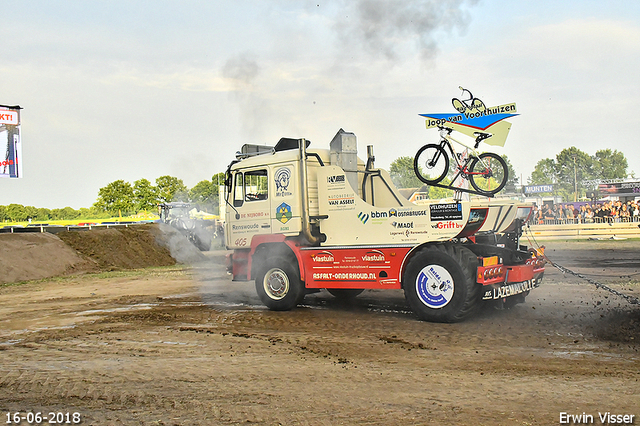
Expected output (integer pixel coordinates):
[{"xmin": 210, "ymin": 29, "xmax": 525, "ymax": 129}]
[{"xmin": 0, "ymin": 105, "xmax": 22, "ymax": 178}]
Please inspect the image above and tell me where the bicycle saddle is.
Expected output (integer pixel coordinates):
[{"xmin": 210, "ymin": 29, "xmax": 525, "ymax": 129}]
[{"xmin": 473, "ymin": 132, "xmax": 492, "ymax": 142}]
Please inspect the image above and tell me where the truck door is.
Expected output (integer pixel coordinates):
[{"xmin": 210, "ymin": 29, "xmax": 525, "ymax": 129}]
[{"xmin": 227, "ymin": 168, "xmax": 272, "ymax": 249}]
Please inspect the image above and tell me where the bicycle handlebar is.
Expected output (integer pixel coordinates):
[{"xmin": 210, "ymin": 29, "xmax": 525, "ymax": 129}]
[{"xmin": 458, "ymin": 86, "xmax": 472, "ymax": 100}]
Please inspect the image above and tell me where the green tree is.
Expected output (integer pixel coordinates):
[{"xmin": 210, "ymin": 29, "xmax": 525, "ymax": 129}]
[
  {"xmin": 528, "ymin": 146, "xmax": 631, "ymax": 201},
  {"xmin": 6, "ymin": 204, "xmax": 27, "ymax": 222},
  {"xmin": 24, "ymin": 206, "xmax": 38, "ymax": 221},
  {"xmin": 189, "ymin": 179, "xmax": 219, "ymax": 212},
  {"xmin": 50, "ymin": 208, "xmax": 63, "ymax": 220},
  {"xmin": 79, "ymin": 207, "xmax": 110, "ymax": 219},
  {"xmin": 35, "ymin": 208, "xmax": 51, "ymax": 221},
  {"xmin": 212, "ymin": 172, "xmax": 225, "ymax": 189},
  {"xmin": 390, "ymin": 156, "xmax": 424, "ymax": 189},
  {"xmin": 593, "ymin": 149, "xmax": 627, "ymax": 179},
  {"xmin": 500, "ymin": 154, "xmax": 519, "ymax": 192},
  {"xmin": 60, "ymin": 206, "xmax": 80, "ymax": 220},
  {"xmin": 156, "ymin": 175, "xmax": 188, "ymax": 203},
  {"xmin": 555, "ymin": 147, "xmax": 595, "ymax": 202},
  {"xmin": 78, "ymin": 208, "xmax": 91, "ymax": 218},
  {"xmin": 133, "ymin": 178, "xmax": 159, "ymax": 212},
  {"xmin": 94, "ymin": 180, "xmax": 135, "ymax": 216},
  {"xmin": 529, "ymin": 158, "xmax": 556, "ymax": 187},
  {"xmin": 428, "ymin": 178, "xmax": 454, "ymax": 199}
]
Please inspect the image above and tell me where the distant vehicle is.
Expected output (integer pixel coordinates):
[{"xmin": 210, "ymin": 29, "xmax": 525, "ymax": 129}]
[{"xmin": 158, "ymin": 202, "xmax": 212, "ymax": 251}]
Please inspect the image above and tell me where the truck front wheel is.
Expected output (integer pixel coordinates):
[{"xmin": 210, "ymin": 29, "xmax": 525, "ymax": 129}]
[
  {"xmin": 403, "ymin": 244, "xmax": 480, "ymax": 323},
  {"xmin": 255, "ymin": 256, "xmax": 303, "ymax": 311}
]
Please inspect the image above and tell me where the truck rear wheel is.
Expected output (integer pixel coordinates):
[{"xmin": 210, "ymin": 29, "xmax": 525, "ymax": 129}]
[
  {"xmin": 255, "ymin": 256, "xmax": 303, "ymax": 311},
  {"xmin": 403, "ymin": 244, "xmax": 480, "ymax": 322}
]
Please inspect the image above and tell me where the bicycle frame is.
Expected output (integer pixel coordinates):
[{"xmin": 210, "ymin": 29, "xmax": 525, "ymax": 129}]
[{"xmin": 436, "ymin": 128, "xmax": 490, "ymax": 180}]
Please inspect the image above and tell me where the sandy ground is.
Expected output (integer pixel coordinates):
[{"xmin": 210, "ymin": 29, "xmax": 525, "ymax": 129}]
[{"xmin": 0, "ymin": 235, "xmax": 639, "ymax": 425}]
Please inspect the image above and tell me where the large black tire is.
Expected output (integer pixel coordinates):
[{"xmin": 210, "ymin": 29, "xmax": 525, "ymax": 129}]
[
  {"xmin": 255, "ymin": 256, "xmax": 304, "ymax": 311},
  {"xmin": 469, "ymin": 152, "xmax": 508, "ymax": 195},
  {"xmin": 403, "ymin": 244, "xmax": 480, "ymax": 323},
  {"xmin": 414, "ymin": 144, "xmax": 449, "ymax": 184},
  {"xmin": 327, "ymin": 289, "xmax": 365, "ymax": 299},
  {"xmin": 192, "ymin": 231, "xmax": 212, "ymax": 251}
]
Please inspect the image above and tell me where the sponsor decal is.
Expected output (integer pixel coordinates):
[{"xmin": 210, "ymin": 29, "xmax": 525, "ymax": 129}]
[
  {"xmin": 274, "ymin": 167, "xmax": 292, "ymax": 197},
  {"xmin": 312, "ymin": 251, "xmax": 335, "ymax": 263},
  {"xmin": 421, "ymin": 103, "xmax": 517, "ymax": 130},
  {"xmin": 416, "ymin": 265, "xmax": 453, "ymax": 308},
  {"xmin": 357, "ymin": 212, "xmax": 370, "ymax": 224},
  {"xmin": 390, "ymin": 229, "xmax": 431, "ymax": 237},
  {"xmin": 239, "ymin": 211, "xmax": 266, "ymax": 219},
  {"xmin": 328, "ymin": 198, "xmax": 354, "ymax": 205},
  {"xmin": 327, "ymin": 175, "xmax": 346, "ymax": 184},
  {"xmin": 482, "ymin": 278, "xmax": 537, "ymax": 300},
  {"xmin": 430, "ymin": 203, "xmax": 463, "ymax": 221},
  {"xmin": 328, "ymin": 193, "xmax": 355, "ymax": 210},
  {"xmin": 362, "ymin": 250, "xmax": 385, "ymax": 262},
  {"xmin": 431, "ymin": 221, "xmax": 463, "ymax": 229},
  {"xmin": 357, "ymin": 210, "xmax": 389, "ymax": 224},
  {"xmin": 232, "ymin": 223, "xmax": 259, "ymax": 231},
  {"xmin": 312, "ymin": 272, "xmax": 377, "ymax": 280},
  {"xmin": 389, "ymin": 208, "xmax": 428, "ymax": 218},
  {"xmin": 276, "ymin": 202, "xmax": 292, "ymax": 224},
  {"xmin": 391, "ymin": 221, "xmax": 414, "ymax": 229}
]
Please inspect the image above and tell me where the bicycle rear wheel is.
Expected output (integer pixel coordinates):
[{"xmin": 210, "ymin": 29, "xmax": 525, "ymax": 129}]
[
  {"xmin": 452, "ymin": 98, "xmax": 466, "ymax": 113},
  {"xmin": 468, "ymin": 152, "xmax": 508, "ymax": 195},
  {"xmin": 414, "ymin": 144, "xmax": 449, "ymax": 184}
]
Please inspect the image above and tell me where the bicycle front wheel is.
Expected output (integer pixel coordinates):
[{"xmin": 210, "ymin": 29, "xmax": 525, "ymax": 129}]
[
  {"xmin": 469, "ymin": 152, "xmax": 508, "ymax": 195},
  {"xmin": 414, "ymin": 144, "xmax": 449, "ymax": 184},
  {"xmin": 471, "ymin": 98, "xmax": 486, "ymax": 113}
]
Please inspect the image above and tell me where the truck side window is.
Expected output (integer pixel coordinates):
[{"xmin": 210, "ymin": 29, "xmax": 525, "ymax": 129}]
[
  {"xmin": 244, "ymin": 169, "xmax": 269, "ymax": 202},
  {"xmin": 233, "ymin": 173, "xmax": 244, "ymax": 207}
]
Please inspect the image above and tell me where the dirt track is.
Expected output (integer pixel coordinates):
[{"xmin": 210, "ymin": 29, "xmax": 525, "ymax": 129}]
[{"xmin": 1, "ymin": 235, "xmax": 639, "ymax": 425}]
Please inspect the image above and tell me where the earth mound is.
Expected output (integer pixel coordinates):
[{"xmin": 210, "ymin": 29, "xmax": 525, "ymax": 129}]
[
  {"xmin": 0, "ymin": 232, "xmax": 98, "ymax": 284},
  {"xmin": 57, "ymin": 224, "xmax": 177, "ymax": 271},
  {"xmin": 0, "ymin": 223, "xmax": 207, "ymax": 284}
]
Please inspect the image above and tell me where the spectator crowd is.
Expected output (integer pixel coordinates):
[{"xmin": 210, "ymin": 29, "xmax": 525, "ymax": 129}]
[{"xmin": 533, "ymin": 200, "xmax": 640, "ymax": 224}]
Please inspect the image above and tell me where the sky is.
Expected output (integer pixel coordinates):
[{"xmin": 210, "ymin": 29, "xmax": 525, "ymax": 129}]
[{"xmin": 1, "ymin": 0, "xmax": 639, "ymax": 209}]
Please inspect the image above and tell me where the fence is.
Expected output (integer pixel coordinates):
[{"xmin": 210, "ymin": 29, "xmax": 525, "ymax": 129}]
[
  {"xmin": 0, "ymin": 222, "xmax": 150, "ymax": 235},
  {"xmin": 527, "ymin": 219, "xmax": 640, "ymax": 240},
  {"xmin": 534, "ymin": 216, "xmax": 640, "ymax": 226}
]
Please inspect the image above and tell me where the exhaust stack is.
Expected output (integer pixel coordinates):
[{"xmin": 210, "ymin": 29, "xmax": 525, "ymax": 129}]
[{"xmin": 330, "ymin": 129, "xmax": 358, "ymax": 193}]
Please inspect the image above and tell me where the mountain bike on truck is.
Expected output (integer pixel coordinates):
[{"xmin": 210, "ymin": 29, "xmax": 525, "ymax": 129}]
[{"xmin": 223, "ymin": 129, "xmax": 545, "ymax": 322}]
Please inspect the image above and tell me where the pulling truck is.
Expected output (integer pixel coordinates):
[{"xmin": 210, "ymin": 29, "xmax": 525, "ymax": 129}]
[{"xmin": 224, "ymin": 130, "xmax": 545, "ymax": 322}]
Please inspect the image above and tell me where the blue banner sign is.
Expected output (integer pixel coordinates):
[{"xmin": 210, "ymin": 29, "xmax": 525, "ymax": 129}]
[{"xmin": 524, "ymin": 185, "xmax": 553, "ymax": 194}]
